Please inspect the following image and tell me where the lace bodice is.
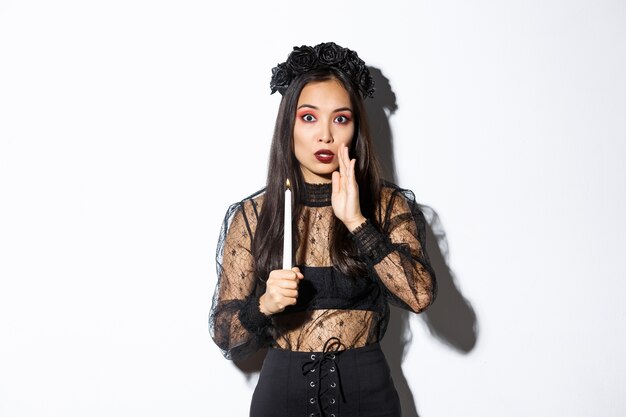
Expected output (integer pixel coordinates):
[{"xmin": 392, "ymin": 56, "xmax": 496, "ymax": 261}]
[{"xmin": 209, "ymin": 182, "xmax": 436, "ymax": 360}]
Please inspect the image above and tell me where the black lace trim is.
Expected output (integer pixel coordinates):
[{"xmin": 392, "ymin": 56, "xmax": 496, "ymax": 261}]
[
  {"xmin": 238, "ymin": 294, "xmax": 272, "ymax": 334},
  {"xmin": 301, "ymin": 182, "xmax": 332, "ymax": 207},
  {"xmin": 350, "ymin": 218, "xmax": 394, "ymax": 265}
]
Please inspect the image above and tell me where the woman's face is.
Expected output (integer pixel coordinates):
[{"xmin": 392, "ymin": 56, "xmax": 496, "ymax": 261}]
[{"xmin": 293, "ymin": 79, "xmax": 355, "ymax": 183}]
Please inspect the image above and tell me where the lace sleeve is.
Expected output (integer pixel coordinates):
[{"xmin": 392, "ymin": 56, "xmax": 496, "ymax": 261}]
[
  {"xmin": 351, "ymin": 186, "xmax": 437, "ymax": 313},
  {"xmin": 209, "ymin": 198, "xmax": 272, "ymax": 360}
]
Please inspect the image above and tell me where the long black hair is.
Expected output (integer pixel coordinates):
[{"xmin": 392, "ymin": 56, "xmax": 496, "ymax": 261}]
[{"xmin": 252, "ymin": 67, "xmax": 383, "ymax": 281}]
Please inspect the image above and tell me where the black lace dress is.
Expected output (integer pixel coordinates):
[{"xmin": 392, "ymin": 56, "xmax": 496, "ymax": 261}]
[{"xmin": 209, "ymin": 182, "xmax": 436, "ymax": 417}]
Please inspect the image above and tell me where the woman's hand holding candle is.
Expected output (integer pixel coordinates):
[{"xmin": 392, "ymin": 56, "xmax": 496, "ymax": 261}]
[
  {"xmin": 332, "ymin": 144, "xmax": 366, "ymax": 232},
  {"xmin": 259, "ymin": 267, "xmax": 304, "ymax": 315},
  {"xmin": 259, "ymin": 178, "xmax": 303, "ymax": 316}
]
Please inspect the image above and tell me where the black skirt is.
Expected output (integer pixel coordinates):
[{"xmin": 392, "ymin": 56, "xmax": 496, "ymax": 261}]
[{"xmin": 250, "ymin": 341, "xmax": 401, "ymax": 417}]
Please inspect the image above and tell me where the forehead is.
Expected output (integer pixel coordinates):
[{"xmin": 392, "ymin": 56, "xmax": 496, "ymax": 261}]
[{"xmin": 297, "ymin": 79, "xmax": 352, "ymax": 108}]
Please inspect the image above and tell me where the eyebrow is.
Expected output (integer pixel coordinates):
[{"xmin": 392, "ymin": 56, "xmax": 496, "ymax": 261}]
[{"xmin": 297, "ymin": 104, "xmax": 353, "ymax": 112}]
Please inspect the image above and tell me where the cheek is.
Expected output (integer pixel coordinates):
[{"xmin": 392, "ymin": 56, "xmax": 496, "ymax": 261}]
[
  {"xmin": 337, "ymin": 125, "xmax": 355, "ymax": 146},
  {"xmin": 292, "ymin": 125, "xmax": 303, "ymax": 148},
  {"xmin": 292, "ymin": 134, "xmax": 308, "ymax": 164},
  {"xmin": 293, "ymin": 128, "xmax": 303, "ymax": 144}
]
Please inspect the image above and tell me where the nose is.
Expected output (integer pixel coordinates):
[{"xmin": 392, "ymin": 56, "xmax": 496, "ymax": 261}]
[{"xmin": 317, "ymin": 121, "xmax": 333, "ymax": 143}]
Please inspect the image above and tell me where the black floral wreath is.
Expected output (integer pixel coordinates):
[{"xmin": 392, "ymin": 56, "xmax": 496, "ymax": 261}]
[{"xmin": 270, "ymin": 42, "xmax": 375, "ymax": 98}]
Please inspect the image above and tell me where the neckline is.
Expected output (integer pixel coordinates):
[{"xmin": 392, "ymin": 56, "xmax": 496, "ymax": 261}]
[{"xmin": 301, "ymin": 182, "xmax": 332, "ymax": 207}]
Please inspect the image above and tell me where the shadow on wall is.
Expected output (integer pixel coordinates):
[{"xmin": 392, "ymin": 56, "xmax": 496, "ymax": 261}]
[
  {"xmin": 233, "ymin": 67, "xmax": 479, "ymax": 416},
  {"xmin": 368, "ymin": 67, "xmax": 478, "ymax": 417}
]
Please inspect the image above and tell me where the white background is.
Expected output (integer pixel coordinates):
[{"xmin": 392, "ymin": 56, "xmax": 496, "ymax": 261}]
[{"xmin": 1, "ymin": 1, "xmax": 625, "ymax": 416}]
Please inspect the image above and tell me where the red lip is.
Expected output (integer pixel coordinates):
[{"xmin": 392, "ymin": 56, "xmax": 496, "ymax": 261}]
[{"xmin": 314, "ymin": 149, "xmax": 335, "ymax": 164}]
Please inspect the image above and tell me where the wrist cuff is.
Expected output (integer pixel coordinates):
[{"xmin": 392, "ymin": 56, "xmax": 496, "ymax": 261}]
[
  {"xmin": 351, "ymin": 218, "xmax": 394, "ymax": 264},
  {"xmin": 238, "ymin": 294, "xmax": 272, "ymax": 334}
]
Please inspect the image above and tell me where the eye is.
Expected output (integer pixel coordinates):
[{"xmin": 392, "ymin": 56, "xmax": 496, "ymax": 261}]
[
  {"xmin": 334, "ymin": 114, "xmax": 351, "ymax": 124},
  {"xmin": 301, "ymin": 113, "xmax": 316, "ymax": 122}
]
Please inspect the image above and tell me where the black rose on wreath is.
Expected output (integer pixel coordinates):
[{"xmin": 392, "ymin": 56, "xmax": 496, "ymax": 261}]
[
  {"xmin": 357, "ymin": 68, "xmax": 375, "ymax": 98},
  {"xmin": 270, "ymin": 63, "xmax": 292, "ymax": 95},
  {"xmin": 315, "ymin": 42, "xmax": 347, "ymax": 65},
  {"xmin": 340, "ymin": 50, "xmax": 361, "ymax": 75},
  {"xmin": 287, "ymin": 45, "xmax": 318, "ymax": 73}
]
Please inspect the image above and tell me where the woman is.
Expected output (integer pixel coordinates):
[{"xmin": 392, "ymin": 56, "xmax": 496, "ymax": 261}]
[{"xmin": 209, "ymin": 42, "xmax": 436, "ymax": 417}]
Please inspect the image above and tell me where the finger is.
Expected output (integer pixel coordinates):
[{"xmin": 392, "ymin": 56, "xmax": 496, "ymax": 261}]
[
  {"xmin": 283, "ymin": 295, "xmax": 298, "ymax": 306},
  {"xmin": 280, "ymin": 289, "xmax": 299, "ymax": 299},
  {"xmin": 269, "ymin": 269, "xmax": 293, "ymax": 281},
  {"xmin": 337, "ymin": 144, "xmax": 346, "ymax": 176},
  {"xmin": 338, "ymin": 151, "xmax": 348, "ymax": 185},
  {"xmin": 346, "ymin": 156, "xmax": 354, "ymax": 179},
  {"xmin": 291, "ymin": 267, "xmax": 304, "ymax": 280},
  {"xmin": 278, "ymin": 269, "xmax": 299, "ymax": 279},
  {"xmin": 349, "ymin": 158, "xmax": 357, "ymax": 181},
  {"xmin": 344, "ymin": 146, "xmax": 352, "ymax": 174},
  {"xmin": 276, "ymin": 279, "xmax": 298, "ymax": 290},
  {"xmin": 268, "ymin": 271, "xmax": 294, "ymax": 284},
  {"xmin": 332, "ymin": 170, "xmax": 341, "ymax": 195},
  {"xmin": 342, "ymin": 145, "xmax": 350, "ymax": 174},
  {"xmin": 344, "ymin": 148, "xmax": 352, "ymax": 184}
]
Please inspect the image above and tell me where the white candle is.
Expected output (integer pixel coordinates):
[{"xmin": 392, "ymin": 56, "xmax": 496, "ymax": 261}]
[{"xmin": 283, "ymin": 179, "xmax": 292, "ymax": 269}]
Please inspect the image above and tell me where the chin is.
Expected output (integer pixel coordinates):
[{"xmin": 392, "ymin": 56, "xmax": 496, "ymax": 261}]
[
  {"xmin": 315, "ymin": 167, "xmax": 337, "ymax": 177},
  {"xmin": 301, "ymin": 162, "xmax": 338, "ymax": 182}
]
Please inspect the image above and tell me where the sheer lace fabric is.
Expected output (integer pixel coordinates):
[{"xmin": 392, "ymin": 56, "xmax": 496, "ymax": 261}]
[{"xmin": 209, "ymin": 182, "xmax": 436, "ymax": 360}]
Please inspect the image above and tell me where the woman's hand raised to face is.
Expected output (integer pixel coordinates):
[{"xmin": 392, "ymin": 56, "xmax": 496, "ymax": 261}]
[
  {"xmin": 259, "ymin": 267, "xmax": 304, "ymax": 316},
  {"xmin": 332, "ymin": 144, "xmax": 367, "ymax": 232}
]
